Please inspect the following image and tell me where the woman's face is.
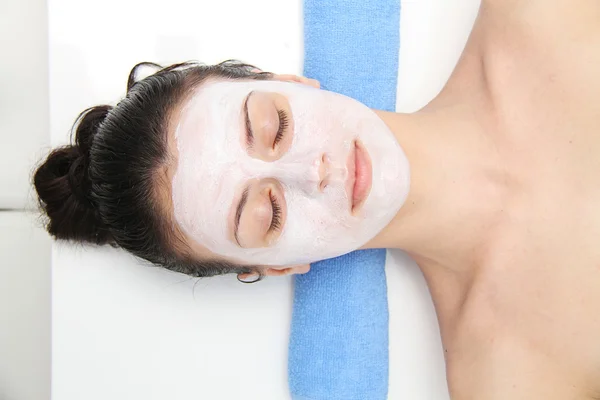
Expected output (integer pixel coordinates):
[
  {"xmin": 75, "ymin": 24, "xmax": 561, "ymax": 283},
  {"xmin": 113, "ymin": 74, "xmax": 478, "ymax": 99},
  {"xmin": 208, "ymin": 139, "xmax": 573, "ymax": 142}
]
[{"xmin": 170, "ymin": 79, "xmax": 410, "ymax": 267}]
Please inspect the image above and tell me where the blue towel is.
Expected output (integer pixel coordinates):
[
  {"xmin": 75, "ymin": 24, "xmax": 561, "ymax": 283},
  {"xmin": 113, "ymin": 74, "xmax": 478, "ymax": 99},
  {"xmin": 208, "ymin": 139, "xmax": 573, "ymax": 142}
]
[{"xmin": 288, "ymin": 1, "xmax": 401, "ymax": 400}]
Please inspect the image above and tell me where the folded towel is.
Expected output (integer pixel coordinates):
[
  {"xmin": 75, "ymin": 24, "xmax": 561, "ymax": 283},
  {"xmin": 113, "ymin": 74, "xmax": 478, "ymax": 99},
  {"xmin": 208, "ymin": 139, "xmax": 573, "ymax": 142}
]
[{"xmin": 288, "ymin": 1, "xmax": 401, "ymax": 399}]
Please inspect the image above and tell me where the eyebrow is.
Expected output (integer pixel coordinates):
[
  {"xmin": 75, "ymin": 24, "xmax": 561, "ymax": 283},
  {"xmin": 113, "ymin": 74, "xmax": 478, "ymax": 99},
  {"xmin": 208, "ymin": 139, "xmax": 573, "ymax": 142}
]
[
  {"xmin": 243, "ymin": 91, "xmax": 254, "ymax": 145},
  {"xmin": 234, "ymin": 185, "xmax": 250, "ymax": 246}
]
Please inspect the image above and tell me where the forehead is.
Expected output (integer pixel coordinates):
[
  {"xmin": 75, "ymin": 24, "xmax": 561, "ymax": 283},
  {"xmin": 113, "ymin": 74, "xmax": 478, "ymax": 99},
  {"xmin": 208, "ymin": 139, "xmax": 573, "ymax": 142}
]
[
  {"xmin": 165, "ymin": 77, "xmax": 301, "ymax": 183},
  {"xmin": 161, "ymin": 80, "xmax": 233, "ymax": 252},
  {"xmin": 166, "ymin": 79, "xmax": 257, "ymax": 250},
  {"xmin": 167, "ymin": 80, "xmax": 251, "ymax": 179},
  {"xmin": 166, "ymin": 79, "xmax": 239, "ymax": 171},
  {"xmin": 162, "ymin": 81, "xmax": 238, "ymax": 262},
  {"xmin": 165, "ymin": 79, "xmax": 260, "ymax": 161}
]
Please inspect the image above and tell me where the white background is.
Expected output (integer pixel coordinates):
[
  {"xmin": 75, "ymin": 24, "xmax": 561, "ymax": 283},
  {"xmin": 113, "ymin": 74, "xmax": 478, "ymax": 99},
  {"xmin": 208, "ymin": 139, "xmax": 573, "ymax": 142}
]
[
  {"xmin": 1, "ymin": 0, "xmax": 51, "ymax": 399},
  {"xmin": 0, "ymin": 0, "xmax": 480, "ymax": 399}
]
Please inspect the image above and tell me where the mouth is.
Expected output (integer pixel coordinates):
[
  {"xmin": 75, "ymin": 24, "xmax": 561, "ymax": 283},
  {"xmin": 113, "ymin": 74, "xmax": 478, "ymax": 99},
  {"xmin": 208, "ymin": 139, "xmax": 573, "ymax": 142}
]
[{"xmin": 345, "ymin": 139, "xmax": 373, "ymax": 214}]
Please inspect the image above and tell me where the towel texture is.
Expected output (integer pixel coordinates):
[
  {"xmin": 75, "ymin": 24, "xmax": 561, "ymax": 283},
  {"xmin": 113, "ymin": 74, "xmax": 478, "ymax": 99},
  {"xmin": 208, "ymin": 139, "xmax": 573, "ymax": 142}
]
[{"xmin": 288, "ymin": 1, "xmax": 400, "ymax": 399}]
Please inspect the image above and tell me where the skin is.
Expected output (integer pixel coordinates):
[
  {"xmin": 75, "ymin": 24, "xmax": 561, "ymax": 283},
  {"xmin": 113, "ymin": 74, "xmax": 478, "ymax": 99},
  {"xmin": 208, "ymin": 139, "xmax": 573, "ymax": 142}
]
[
  {"xmin": 165, "ymin": 73, "xmax": 320, "ymax": 277},
  {"xmin": 373, "ymin": 1, "xmax": 600, "ymax": 398},
  {"xmin": 165, "ymin": 1, "xmax": 600, "ymax": 397},
  {"xmin": 170, "ymin": 78, "xmax": 408, "ymax": 267}
]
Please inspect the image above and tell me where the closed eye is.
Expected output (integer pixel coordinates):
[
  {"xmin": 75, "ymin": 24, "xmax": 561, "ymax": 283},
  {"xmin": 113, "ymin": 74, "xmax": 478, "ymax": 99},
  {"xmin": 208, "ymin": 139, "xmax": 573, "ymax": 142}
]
[
  {"xmin": 268, "ymin": 190, "xmax": 282, "ymax": 232},
  {"xmin": 274, "ymin": 109, "xmax": 289, "ymax": 148},
  {"xmin": 243, "ymin": 91, "xmax": 254, "ymax": 147}
]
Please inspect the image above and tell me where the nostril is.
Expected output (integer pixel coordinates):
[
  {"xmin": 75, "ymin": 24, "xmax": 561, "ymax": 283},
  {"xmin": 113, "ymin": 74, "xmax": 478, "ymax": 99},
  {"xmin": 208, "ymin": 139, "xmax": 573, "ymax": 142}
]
[
  {"xmin": 319, "ymin": 179, "xmax": 329, "ymax": 192},
  {"xmin": 318, "ymin": 153, "xmax": 329, "ymax": 182}
]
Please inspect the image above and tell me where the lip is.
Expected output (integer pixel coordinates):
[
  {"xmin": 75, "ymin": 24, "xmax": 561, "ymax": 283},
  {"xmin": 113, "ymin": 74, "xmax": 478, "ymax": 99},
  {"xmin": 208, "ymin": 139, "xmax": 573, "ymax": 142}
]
[{"xmin": 345, "ymin": 140, "xmax": 373, "ymax": 213}]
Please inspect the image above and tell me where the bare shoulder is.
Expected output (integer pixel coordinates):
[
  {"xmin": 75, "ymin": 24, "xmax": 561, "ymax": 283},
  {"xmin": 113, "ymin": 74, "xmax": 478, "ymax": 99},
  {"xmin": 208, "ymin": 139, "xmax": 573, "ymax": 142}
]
[
  {"xmin": 476, "ymin": 0, "xmax": 600, "ymax": 133},
  {"xmin": 479, "ymin": 0, "xmax": 600, "ymax": 41},
  {"xmin": 481, "ymin": 0, "xmax": 600, "ymax": 18},
  {"xmin": 480, "ymin": 0, "xmax": 600, "ymax": 46},
  {"xmin": 434, "ymin": 4, "xmax": 600, "ymax": 399},
  {"xmin": 444, "ymin": 250, "xmax": 600, "ymax": 400}
]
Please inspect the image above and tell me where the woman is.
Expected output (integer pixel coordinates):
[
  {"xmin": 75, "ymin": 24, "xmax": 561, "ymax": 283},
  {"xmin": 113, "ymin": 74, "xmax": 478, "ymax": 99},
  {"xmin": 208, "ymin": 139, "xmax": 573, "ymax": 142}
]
[{"xmin": 35, "ymin": 1, "xmax": 600, "ymax": 398}]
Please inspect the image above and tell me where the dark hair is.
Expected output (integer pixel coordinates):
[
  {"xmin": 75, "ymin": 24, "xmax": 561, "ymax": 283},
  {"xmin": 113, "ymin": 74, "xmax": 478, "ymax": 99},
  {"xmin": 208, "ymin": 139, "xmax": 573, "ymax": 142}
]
[{"xmin": 34, "ymin": 60, "xmax": 272, "ymax": 278}]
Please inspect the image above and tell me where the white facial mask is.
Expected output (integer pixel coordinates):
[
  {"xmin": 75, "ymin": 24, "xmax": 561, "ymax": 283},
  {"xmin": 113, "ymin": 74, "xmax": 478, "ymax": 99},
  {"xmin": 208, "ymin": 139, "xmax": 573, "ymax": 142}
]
[{"xmin": 172, "ymin": 80, "xmax": 410, "ymax": 266}]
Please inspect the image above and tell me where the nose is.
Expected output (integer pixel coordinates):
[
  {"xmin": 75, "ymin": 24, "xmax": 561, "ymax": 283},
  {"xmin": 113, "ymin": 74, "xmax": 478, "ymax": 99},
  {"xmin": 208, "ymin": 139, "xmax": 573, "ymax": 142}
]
[
  {"xmin": 243, "ymin": 153, "xmax": 346, "ymax": 196},
  {"xmin": 318, "ymin": 154, "xmax": 329, "ymax": 192},
  {"xmin": 318, "ymin": 153, "xmax": 346, "ymax": 192}
]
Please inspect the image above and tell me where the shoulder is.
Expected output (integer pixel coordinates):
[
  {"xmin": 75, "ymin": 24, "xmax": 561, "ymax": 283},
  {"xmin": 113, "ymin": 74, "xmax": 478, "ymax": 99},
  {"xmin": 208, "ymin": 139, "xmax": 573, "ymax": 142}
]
[{"xmin": 480, "ymin": 0, "xmax": 600, "ymax": 30}]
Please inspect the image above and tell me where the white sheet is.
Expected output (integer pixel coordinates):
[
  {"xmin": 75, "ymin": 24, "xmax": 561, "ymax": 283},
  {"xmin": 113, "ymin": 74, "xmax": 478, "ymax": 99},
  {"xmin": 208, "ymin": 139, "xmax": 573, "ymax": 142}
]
[{"xmin": 50, "ymin": 1, "xmax": 480, "ymax": 398}]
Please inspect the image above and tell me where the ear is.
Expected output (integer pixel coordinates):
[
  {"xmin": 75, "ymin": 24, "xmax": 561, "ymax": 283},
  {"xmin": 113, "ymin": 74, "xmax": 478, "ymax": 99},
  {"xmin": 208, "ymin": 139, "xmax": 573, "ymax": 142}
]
[
  {"xmin": 263, "ymin": 264, "xmax": 311, "ymax": 277},
  {"xmin": 236, "ymin": 264, "xmax": 310, "ymax": 282}
]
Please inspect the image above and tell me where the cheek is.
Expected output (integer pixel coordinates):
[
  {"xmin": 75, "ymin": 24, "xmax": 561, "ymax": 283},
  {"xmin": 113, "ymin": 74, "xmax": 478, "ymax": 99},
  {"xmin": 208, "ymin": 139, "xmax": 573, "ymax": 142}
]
[
  {"xmin": 282, "ymin": 188, "xmax": 353, "ymax": 236},
  {"xmin": 288, "ymin": 98, "xmax": 355, "ymax": 156}
]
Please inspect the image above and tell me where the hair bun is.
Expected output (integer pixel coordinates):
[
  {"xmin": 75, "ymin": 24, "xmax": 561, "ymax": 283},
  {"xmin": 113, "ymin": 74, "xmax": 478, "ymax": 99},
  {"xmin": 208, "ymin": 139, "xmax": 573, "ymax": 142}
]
[{"xmin": 33, "ymin": 106, "xmax": 114, "ymax": 245}]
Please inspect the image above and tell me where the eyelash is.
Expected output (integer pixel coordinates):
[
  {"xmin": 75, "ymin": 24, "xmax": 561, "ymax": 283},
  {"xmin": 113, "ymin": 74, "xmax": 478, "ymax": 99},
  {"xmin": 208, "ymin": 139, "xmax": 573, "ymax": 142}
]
[
  {"xmin": 274, "ymin": 110, "xmax": 289, "ymax": 147},
  {"xmin": 269, "ymin": 191, "xmax": 282, "ymax": 232},
  {"xmin": 245, "ymin": 106, "xmax": 254, "ymax": 147}
]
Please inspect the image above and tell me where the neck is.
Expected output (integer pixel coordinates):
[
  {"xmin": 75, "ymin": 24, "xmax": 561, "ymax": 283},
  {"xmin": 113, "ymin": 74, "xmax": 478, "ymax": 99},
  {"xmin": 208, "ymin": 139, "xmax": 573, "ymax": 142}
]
[{"xmin": 367, "ymin": 100, "xmax": 509, "ymax": 273}]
